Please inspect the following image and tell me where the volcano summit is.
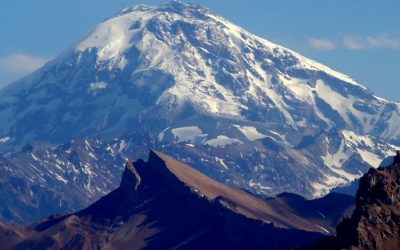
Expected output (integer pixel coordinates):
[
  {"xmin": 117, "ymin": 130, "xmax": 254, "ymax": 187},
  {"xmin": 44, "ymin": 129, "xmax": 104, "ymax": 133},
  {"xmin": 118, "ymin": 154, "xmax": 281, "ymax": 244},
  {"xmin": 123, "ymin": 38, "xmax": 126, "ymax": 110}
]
[{"xmin": 0, "ymin": 1, "xmax": 399, "ymax": 205}]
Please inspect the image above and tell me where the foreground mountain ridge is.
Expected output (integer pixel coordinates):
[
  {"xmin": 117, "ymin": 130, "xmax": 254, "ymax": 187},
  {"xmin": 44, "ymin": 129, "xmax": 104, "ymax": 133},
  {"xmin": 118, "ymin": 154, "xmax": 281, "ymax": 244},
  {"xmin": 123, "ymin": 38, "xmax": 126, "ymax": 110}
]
[
  {"xmin": 0, "ymin": 1, "xmax": 399, "ymax": 206},
  {"xmin": 0, "ymin": 150, "xmax": 354, "ymax": 250}
]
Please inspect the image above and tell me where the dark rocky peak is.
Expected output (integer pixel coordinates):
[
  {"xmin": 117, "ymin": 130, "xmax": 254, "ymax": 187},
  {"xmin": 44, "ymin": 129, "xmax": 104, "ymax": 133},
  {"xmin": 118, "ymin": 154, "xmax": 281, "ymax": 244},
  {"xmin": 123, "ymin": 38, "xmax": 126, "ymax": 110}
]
[
  {"xmin": 113, "ymin": 150, "xmax": 352, "ymax": 233},
  {"xmin": 310, "ymin": 157, "xmax": 400, "ymax": 249},
  {"xmin": 340, "ymin": 160, "xmax": 400, "ymax": 249},
  {"xmin": 76, "ymin": 150, "xmax": 348, "ymax": 234},
  {"xmin": 360, "ymin": 162, "xmax": 400, "ymax": 206},
  {"xmin": 120, "ymin": 160, "xmax": 141, "ymax": 191},
  {"xmin": 117, "ymin": 150, "xmax": 202, "ymax": 199}
]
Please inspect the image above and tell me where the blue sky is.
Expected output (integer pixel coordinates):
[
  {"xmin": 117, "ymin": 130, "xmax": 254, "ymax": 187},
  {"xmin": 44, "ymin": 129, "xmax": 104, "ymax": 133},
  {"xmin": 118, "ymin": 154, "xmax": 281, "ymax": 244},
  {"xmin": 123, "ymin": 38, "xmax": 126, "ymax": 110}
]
[{"xmin": 1, "ymin": 0, "xmax": 399, "ymax": 101}]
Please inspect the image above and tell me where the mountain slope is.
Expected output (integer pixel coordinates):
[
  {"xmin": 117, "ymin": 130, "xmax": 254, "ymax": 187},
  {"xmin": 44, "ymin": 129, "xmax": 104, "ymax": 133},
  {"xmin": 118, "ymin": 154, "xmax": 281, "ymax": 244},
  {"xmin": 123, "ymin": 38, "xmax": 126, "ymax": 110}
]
[
  {"xmin": 1, "ymin": 2, "xmax": 399, "ymax": 146},
  {"xmin": 0, "ymin": 138, "xmax": 126, "ymax": 224},
  {"xmin": 151, "ymin": 128, "xmax": 397, "ymax": 198},
  {"xmin": 0, "ymin": 221, "xmax": 25, "ymax": 249},
  {"xmin": 0, "ymin": 1, "xmax": 398, "ymax": 199},
  {"xmin": 0, "ymin": 151, "xmax": 356, "ymax": 250}
]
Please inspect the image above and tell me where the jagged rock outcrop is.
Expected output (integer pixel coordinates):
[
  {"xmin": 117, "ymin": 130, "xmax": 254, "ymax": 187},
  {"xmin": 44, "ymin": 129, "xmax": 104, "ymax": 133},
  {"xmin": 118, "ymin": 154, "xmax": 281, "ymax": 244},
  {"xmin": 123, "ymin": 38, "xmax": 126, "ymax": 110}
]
[
  {"xmin": 309, "ymin": 157, "xmax": 400, "ymax": 250},
  {"xmin": 0, "ymin": 150, "xmax": 355, "ymax": 250}
]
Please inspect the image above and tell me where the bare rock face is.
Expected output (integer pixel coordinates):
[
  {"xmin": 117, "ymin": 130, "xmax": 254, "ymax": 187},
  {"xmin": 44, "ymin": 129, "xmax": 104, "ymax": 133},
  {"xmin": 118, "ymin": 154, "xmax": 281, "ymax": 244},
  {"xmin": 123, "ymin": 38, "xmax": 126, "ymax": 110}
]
[
  {"xmin": 340, "ymin": 161, "xmax": 400, "ymax": 249},
  {"xmin": 310, "ymin": 157, "xmax": 400, "ymax": 250}
]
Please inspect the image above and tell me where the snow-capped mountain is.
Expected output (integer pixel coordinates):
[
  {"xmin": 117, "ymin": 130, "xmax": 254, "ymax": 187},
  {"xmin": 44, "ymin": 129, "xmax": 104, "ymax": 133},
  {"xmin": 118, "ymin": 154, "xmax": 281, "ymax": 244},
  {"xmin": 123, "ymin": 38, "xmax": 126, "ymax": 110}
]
[
  {"xmin": 0, "ymin": 1, "xmax": 399, "ymax": 203},
  {"xmin": 153, "ymin": 127, "xmax": 398, "ymax": 198}
]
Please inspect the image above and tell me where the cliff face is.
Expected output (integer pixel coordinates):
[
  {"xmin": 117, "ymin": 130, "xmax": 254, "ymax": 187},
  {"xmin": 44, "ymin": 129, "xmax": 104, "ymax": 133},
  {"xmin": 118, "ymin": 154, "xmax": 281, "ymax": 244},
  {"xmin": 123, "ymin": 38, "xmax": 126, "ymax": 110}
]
[
  {"xmin": 311, "ymin": 159, "xmax": 400, "ymax": 250},
  {"xmin": 340, "ymin": 161, "xmax": 400, "ymax": 250}
]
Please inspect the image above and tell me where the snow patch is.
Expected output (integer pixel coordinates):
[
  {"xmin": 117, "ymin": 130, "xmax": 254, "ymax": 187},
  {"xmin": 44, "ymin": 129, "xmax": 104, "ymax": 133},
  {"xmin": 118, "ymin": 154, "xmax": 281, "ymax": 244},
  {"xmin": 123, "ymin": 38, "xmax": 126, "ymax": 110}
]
[
  {"xmin": 342, "ymin": 130, "xmax": 398, "ymax": 167},
  {"xmin": 215, "ymin": 157, "xmax": 228, "ymax": 170},
  {"xmin": 88, "ymin": 152, "xmax": 97, "ymax": 160},
  {"xmin": 234, "ymin": 125, "xmax": 267, "ymax": 141},
  {"xmin": 315, "ymin": 80, "xmax": 375, "ymax": 132},
  {"xmin": 118, "ymin": 140, "xmax": 128, "ymax": 152},
  {"xmin": 89, "ymin": 81, "xmax": 108, "ymax": 91},
  {"xmin": 249, "ymin": 179, "xmax": 272, "ymax": 191},
  {"xmin": 158, "ymin": 127, "xmax": 170, "ymax": 141},
  {"xmin": 321, "ymin": 140, "xmax": 348, "ymax": 168},
  {"xmin": 30, "ymin": 153, "xmax": 41, "ymax": 162},
  {"xmin": 205, "ymin": 135, "xmax": 242, "ymax": 147},
  {"xmin": 171, "ymin": 126, "xmax": 207, "ymax": 143},
  {"xmin": 316, "ymin": 225, "xmax": 330, "ymax": 234},
  {"xmin": 55, "ymin": 174, "xmax": 68, "ymax": 184},
  {"xmin": 0, "ymin": 137, "xmax": 10, "ymax": 143},
  {"xmin": 357, "ymin": 150, "xmax": 382, "ymax": 167},
  {"xmin": 76, "ymin": 8, "xmax": 154, "ymax": 70}
]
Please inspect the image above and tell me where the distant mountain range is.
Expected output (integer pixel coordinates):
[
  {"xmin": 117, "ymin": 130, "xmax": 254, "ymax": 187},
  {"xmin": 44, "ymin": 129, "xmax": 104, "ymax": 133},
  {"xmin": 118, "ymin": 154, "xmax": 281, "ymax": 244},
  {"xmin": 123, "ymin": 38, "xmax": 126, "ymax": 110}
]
[
  {"xmin": 0, "ymin": 138, "xmax": 126, "ymax": 223},
  {"xmin": 0, "ymin": 1, "xmax": 399, "ymax": 223},
  {"xmin": 0, "ymin": 151, "xmax": 355, "ymax": 250}
]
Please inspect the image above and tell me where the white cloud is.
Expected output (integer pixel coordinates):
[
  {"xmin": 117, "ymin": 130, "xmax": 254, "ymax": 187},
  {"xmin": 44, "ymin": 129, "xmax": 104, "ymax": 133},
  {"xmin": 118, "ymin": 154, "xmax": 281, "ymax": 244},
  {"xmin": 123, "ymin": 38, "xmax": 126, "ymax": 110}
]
[
  {"xmin": 307, "ymin": 34, "xmax": 400, "ymax": 51},
  {"xmin": 343, "ymin": 35, "xmax": 365, "ymax": 50},
  {"xmin": 0, "ymin": 53, "xmax": 51, "ymax": 74},
  {"xmin": 343, "ymin": 34, "xmax": 400, "ymax": 50},
  {"xmin": 366, "ymin": 34, "xmax": 400, "ymax": 50},
  {"xmin": 308, "ymin": 38, "xmax": 336, "ymax": 50}
]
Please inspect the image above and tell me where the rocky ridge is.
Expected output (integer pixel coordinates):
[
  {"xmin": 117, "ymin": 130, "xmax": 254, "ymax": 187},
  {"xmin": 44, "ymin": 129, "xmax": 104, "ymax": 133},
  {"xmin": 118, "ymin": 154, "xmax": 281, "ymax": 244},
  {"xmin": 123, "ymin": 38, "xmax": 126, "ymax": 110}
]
[
  {"xmin": 0, "ymin": 150, "xmax": 355, "ymax": 249},
  {"xmin": 310, "ymin": 152, "xmax": 400, "ymax": 249}
]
